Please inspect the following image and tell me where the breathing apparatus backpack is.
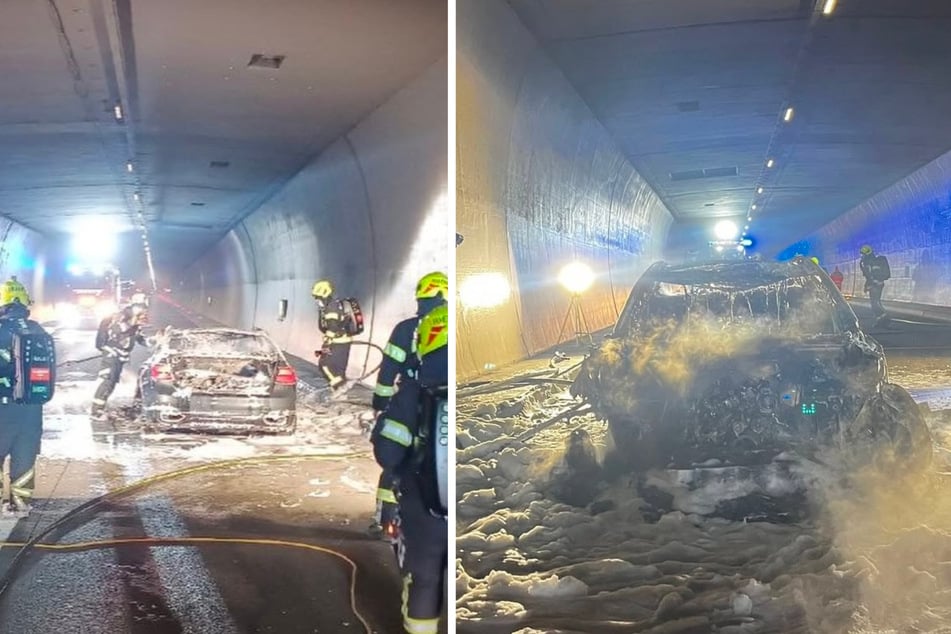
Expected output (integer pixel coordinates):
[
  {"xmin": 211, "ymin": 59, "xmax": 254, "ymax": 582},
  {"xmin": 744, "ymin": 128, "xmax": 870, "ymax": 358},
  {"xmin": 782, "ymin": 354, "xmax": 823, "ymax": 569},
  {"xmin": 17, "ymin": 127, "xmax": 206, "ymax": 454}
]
[
  {"xmin": 318, "ymin": 298, "xmax": 365, "ymax": 337},
  {"xmin": 0, "ymin": 318, "xmax": 56, "ymax": 405},
  {"xmin": 412, "ymin": 383, "xmax": 449, "ymax": 517},
  {"xmin": 872, "ymin": 255, "xmax": 891, "ymax": 281},
  {"xmin": 341, "ymin": 297, "xmax": 364, "ymax": 336}
]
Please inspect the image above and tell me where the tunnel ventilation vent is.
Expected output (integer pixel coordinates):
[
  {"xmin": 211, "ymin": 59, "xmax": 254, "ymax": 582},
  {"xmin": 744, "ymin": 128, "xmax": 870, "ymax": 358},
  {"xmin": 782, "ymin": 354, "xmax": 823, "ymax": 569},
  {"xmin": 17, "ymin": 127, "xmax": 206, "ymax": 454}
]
[
  {"xmin": 670, "ymin": 166, "xmax": 738, "ymax": 181},
  {"xmin": 209, "ymin": 160, "xmax": 230, "ymax": 169},
  {"xmin": 190, "ymin": 202, "xmax": 206, "ymax": 207},
  {"xmin": 704, "ymin": 202, "xmax": 716, "ymax": 207},
  {"xmin": 248, "ymin": 54, "xmax": 285, "ymax": 69},
  {"xmin": 676, "ymin": 100, "xmax": 700, "ymax": 112}
]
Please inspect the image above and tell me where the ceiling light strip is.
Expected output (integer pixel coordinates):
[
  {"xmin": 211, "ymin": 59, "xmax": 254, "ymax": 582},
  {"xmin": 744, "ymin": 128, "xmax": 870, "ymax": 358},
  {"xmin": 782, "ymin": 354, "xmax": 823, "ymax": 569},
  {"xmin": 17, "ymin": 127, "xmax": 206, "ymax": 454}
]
[{"xmin": 744, "ymin": 2, "xmax": 833, "ymax": 237}]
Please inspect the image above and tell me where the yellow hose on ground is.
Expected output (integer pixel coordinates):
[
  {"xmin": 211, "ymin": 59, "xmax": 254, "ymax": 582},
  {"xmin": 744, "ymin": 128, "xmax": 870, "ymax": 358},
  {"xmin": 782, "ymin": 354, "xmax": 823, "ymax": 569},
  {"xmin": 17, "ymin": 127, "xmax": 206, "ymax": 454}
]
[
  {"xmin": 0, "ymin": 537, "xmax": 373, "ymax": 634},
  {"xmin": 0, "ymin": 451, "xmax": 382, "ymax": 633}
]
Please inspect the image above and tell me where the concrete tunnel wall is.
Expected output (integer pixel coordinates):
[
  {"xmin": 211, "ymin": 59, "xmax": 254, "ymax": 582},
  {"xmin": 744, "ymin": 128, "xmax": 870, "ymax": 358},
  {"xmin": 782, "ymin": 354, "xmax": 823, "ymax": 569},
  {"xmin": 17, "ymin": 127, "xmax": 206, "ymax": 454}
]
[
  {"xmin": 455, "ymin": 0, "xmax": 674, "ymax": 380},
  {"xmin": 178, "ymin": 58, "xmax": 449, "ymax": 382},
  {"xmin": 0, "ymin": 219, "xmax": 48, "ymax": 307},
  {"xmin": 794, "ymin": 148, "xmax": 951, "ymax": 307}
]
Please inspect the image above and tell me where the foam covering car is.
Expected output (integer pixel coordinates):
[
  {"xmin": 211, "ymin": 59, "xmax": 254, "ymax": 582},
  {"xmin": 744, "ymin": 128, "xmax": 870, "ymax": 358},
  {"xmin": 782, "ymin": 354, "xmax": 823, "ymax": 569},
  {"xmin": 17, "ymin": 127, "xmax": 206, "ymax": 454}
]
[
  {"xmin": 571, "ymin": 257, "xmax": 932, "ymax": 473},
  {"xmin": 137, "ymin": 327, "xmax": 297, "ymax": 434}
]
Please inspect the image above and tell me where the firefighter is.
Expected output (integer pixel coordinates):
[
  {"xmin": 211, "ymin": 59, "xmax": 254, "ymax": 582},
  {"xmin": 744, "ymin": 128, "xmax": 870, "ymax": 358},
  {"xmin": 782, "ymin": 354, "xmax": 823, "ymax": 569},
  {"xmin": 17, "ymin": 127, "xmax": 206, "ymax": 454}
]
[
  {"xmin": 90, "ymin": 293, "xmax": 149, "ymax": 421},
  {"xmin": 859, "ymin": 245, "xmax": 890, "ymax": 322},
  {"xmin": 0, "ymin": 278, "xmax": 44, "ymax": 516},
  {"xmin": 372, "ymin": 304, "xmax": 448, "ymax": 634},
  {"xmin": 370, "ymin": 271, "xmax": 448, "ymax": 538},
  {"xmin": 830, "ymin": 266, "xmax": 844, "ymax": 291},
  {"xmin": 312, "ymin": 279, "xmax": 356, "ymax": 391}
]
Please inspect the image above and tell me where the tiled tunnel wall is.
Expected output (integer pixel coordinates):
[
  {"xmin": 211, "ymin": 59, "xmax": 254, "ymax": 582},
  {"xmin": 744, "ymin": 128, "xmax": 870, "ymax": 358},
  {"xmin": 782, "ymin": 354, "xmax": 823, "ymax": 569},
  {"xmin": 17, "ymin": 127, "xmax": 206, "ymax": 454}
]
[
  {"xmin": 795, "ymin": 149, "xmax": 951, "ymax": 306},
  {"xmin": 456, "ymin": 0, "xmax": 674, "ymax": 380},
  {"xmin": 178, "ymin": 59, "xmax": 449, "ymax": 381}
]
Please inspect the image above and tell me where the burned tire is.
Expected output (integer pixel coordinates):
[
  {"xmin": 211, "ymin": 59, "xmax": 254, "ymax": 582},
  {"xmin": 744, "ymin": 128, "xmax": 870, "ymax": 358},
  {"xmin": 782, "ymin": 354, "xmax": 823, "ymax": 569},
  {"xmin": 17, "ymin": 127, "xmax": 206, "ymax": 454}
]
[
  {"xmin": 844, "ymin": 383, "xmax": 933, "ymax": 472},
  {"xmin": 274, "ymin": 414, "xmax": 298, "ymax": 436}
]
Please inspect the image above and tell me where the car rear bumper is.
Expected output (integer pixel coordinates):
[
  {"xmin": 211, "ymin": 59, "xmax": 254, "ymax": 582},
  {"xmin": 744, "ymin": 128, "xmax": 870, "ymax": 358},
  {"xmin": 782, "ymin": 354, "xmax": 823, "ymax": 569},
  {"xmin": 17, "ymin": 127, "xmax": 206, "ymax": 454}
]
[{"xmin": 143, "ymin": 392, "xmax": 296, "ymax": 433}]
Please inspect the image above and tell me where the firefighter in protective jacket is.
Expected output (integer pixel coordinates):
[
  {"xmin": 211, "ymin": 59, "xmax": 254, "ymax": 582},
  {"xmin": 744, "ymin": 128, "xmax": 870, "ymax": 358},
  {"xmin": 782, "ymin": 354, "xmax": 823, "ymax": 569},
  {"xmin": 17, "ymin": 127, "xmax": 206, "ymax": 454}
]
[
  {"xmin": 312, "ymin": 279, "xmax": 362, "ymax": 391},
  {"xmin": 0, "ymin": 278, "xmax": 45, "ymax": 516},
  {"xmin": 372, "ymin": 304, "xmax": 448, "ymax": 634},
  {"xmin": 371, "ymin": 271, "xmax": 448, "ymax": 538},
  {"xmin": 91, "ymin": 293, "xmax": 149, "ymax": 421},
  {"xmin": 859, "ymin": 245, "xmax": 890, "ymax": 321}
]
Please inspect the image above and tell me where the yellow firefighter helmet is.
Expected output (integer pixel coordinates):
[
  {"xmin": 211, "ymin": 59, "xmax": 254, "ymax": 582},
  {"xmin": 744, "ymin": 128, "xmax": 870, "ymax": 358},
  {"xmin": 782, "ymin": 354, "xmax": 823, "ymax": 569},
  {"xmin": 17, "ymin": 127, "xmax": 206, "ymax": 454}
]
[
  {"xmin": 311, "ymin": 279, "xmax": 334, "ymax": 300},
  {"xmin": 0, "ymin": 277, "xmax": 30, "ymax": 307},
  {"xmin": 416, "ymin": 271, "xmax": 448, "ymax": 300}
]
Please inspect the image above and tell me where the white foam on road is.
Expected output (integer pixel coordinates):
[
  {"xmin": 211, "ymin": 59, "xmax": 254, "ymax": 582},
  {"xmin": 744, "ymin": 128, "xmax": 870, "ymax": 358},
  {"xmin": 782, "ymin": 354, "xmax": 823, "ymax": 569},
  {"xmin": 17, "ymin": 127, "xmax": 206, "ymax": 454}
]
[{"xmin": 456, "ymin": 378, "xmax": 951, "ymax": 632}]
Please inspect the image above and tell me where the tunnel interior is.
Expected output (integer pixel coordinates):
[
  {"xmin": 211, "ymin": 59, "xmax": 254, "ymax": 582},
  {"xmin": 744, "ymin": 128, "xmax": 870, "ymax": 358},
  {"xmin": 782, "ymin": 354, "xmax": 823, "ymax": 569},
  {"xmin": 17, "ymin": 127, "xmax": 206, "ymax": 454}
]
[
  {"xmin": 456, "ymin": 0, "xmax": 951, "ymax": 379},
  {"xmin": 456, "ymin": 1, "xmax": 951, "ymax": 632},
  {"xmin": 0, "ymin": 1, "xmax": 448, "ymax": 630},
  {"xmin": 0, "ymin": 0, "xmax": 449, "ymax": 379}
]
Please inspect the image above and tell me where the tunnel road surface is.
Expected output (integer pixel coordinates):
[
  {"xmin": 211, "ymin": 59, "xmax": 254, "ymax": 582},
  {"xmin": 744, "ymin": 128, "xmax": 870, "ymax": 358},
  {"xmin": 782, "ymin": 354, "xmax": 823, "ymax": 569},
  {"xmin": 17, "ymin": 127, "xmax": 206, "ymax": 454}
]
[{"xmin": 0, "ymin": 296, "xmax": 406, "ymax": 633}]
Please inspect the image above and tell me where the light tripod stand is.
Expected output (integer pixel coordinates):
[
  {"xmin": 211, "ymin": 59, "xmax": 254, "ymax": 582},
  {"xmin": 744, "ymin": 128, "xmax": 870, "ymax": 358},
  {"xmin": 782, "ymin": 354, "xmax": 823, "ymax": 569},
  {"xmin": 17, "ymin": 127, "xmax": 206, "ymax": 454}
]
[{"xmin": 556, "ymin": 292, "xmax": 593, "ymax": 348}]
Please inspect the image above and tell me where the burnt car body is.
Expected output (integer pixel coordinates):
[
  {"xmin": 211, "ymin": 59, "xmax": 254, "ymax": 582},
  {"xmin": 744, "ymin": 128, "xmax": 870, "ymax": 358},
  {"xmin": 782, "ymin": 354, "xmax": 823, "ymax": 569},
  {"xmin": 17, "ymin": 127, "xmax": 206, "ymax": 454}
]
[
  {"xmin": 571, "ymin": 257, "xmax": 932, "ymax": 471},
  {"xmin": 137, "ymin": 327, "xmax": 297, "ymax": 434}
]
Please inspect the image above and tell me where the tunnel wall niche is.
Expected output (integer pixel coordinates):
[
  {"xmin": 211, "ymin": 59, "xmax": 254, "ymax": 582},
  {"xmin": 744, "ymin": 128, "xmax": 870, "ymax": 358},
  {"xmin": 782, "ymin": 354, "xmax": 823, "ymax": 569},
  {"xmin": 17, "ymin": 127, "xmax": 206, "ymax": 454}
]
[
  {"xmin": 796, "ymin": 149, "xmax": 951, "ymax": 307},
  {"xmin": 179, "ymin": 59, "xmax": 448, "ymax": 381},
  {"xmin": 456, "ymin": 0, "xmax": 673, "ymax": 380}
]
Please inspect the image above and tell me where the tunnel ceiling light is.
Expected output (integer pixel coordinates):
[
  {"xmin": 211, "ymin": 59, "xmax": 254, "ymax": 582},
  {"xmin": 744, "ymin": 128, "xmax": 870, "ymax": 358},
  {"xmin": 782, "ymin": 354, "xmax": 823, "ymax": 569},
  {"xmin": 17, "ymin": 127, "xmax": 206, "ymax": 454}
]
[
  {"xmin": 558, "ymin": 261, "xmax": 595, "ymax": 295},
  {"xmin": 766, "ymin": 158, "xmax": 775, "ymax": 168},
  {"xmin": 822, "ymin": 0, "xmax": 837, "ymax": 15},
  {"xmin": 133, "ymin": 192, "xmax": 140, "ymax": 201},
  {"xmin": 751, "ymin": 204, "xmax": 757, "ymax": 210},
  {"xmin": 126, "ymin": 162, "xmax": 134, "ymax": 173},
  {"xmin": 715, "ymin": 245, "xmax": 724, "ymax": 252},
  {"xmin": 744, "ymin": 224, "xmax": 749, "ymax": 230},
  {"xmin": 783, "ymin": 107, "xmax": 795, "ymax": 122},
  {"xmin": 72, "ymin": 219, "xmax": 116, "ymax": 262},
  {"xmin": 714, "ymin": 219, "xmax": 739, "ymax": 241},
  {"xmin": 756, "ymin": 186, "xmax": 764, "ymax": 194},
  {"xmin": 113, "ymin": 104, "xmax": 123, "ymax": 121},
  {"xmin": 459, "ymin": 272, "xmax": 511, "ymax": 310}
]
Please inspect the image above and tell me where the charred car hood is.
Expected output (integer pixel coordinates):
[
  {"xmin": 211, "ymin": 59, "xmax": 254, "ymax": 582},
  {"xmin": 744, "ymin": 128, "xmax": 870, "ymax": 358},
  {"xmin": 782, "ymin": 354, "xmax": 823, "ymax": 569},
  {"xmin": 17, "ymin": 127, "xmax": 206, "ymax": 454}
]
[{"xmin": 573, "ymin": 330, "xmax": 887, "ymax": 466}]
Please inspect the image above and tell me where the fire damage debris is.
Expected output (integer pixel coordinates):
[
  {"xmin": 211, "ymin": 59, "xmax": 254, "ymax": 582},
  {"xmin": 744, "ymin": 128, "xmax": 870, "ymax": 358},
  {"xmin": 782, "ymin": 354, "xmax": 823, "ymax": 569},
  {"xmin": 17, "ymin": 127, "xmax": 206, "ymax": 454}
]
[
  {"xmin": 455, "ymin": 260, "xmax": 950, "ymax": 632},
  {"xmin": 170, "ymin": 358, "xmax": 274, "ymax": 395},
  {"xmin": 570, "ymin": 259, "xmax": 933, "ymax": 480},
  {"xmin": 136, "ymin": 328, "xmax": 297, "ymax": 433}
]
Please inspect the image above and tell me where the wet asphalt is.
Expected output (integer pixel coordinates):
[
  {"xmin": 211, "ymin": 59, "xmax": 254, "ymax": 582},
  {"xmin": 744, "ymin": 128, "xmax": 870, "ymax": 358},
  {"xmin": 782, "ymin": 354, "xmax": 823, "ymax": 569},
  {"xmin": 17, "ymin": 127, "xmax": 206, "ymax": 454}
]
[{"xmin": 0, "ymin": 296, "xmax": 409, "ymax": 633}]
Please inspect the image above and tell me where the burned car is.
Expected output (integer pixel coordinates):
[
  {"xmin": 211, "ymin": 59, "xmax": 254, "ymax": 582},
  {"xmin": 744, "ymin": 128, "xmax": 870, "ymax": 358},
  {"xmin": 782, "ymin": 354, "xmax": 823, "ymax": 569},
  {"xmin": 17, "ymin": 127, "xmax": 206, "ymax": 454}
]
[
  {"xmin": 571, "ymin": 257, "xmax": 932, "ymax": 472},
  {"xmin": 137, "ymin": 327, "xmax": 297, "ymax": 434}
]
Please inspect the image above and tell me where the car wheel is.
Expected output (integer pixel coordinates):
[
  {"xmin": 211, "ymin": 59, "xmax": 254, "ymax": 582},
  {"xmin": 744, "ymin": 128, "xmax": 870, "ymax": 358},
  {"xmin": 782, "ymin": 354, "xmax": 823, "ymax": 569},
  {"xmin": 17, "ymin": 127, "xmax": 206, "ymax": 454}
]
[
  {"xmin": 844, "ymin": 383, "xmax": 933, "ymax": 472},
  {"xmin": 275, "ymin": 413, "xmax": 297, "ymax": 436}
]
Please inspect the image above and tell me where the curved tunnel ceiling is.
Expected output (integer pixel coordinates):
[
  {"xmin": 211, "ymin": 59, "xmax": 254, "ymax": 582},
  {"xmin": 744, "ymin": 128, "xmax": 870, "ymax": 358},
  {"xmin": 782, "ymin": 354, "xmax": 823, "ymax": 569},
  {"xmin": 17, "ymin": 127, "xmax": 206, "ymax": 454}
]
[
  {"xmin": 508, "ymin": 0, "xmax": 951, "ymax": 254},
  {"xmin": 0, "ymin": 0, "xmax": 446, "ymax": 275}
]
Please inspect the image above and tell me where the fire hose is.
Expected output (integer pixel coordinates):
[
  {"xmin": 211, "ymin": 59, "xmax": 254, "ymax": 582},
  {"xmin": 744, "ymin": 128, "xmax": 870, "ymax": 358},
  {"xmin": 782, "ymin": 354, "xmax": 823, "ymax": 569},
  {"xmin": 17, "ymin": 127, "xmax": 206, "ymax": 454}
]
[
  {"xmin": 0, "ymin": 452, "xmax": 376, "ymax": 633},
  {"xmin": 56, "ymin": 354, "xmax": 101, "ymax": 368},
  {"xmin": 315, "ymin": 340, "xmax": 387, "ymax": 383}
]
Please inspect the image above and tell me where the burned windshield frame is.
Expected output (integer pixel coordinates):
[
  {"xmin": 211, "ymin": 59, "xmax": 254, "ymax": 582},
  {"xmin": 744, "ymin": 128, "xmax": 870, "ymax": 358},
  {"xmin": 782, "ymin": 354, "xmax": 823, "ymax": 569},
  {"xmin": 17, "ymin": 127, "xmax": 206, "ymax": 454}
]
[{"xmin": 614, "ymin": 272, "xmax": 855, "ymax": 338}]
